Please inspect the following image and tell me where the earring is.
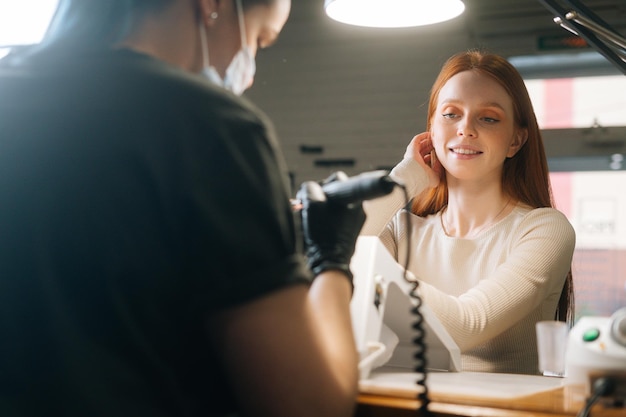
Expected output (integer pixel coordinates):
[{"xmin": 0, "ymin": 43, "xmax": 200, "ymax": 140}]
[{"xmin": 210, "ymin": 12, "xmax": 218, "ymax": 19}]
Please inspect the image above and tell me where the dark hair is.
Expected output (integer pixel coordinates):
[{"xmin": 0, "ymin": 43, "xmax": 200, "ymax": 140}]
[
  {"xmin": 412, "ymin": 49, "xmax": 575, "ymax": 326},
  {"xmin": 43, "ymin": 0, "xmax": 278, "ymax": 47}
]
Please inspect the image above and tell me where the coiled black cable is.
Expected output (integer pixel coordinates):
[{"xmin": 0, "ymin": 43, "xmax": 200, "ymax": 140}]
[{"xmin": 398, "ymin": 184, "xmax": 430, "ymax": 414}]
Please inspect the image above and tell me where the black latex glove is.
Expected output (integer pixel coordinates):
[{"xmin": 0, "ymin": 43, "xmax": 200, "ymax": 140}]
[{"xmin": 297, "ymin": 172, "xmax": 366, "ymax": 282}]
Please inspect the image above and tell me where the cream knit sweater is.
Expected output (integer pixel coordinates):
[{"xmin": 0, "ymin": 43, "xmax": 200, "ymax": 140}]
[{"xmin": 362, "ymin": 158, "xmax": 576, "ymax": 374}]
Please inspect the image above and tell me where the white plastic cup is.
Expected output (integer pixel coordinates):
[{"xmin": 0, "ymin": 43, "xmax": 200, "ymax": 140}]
[{"xmin": 536, "ymin": 320, "xmax": 569, "ymax": 377}]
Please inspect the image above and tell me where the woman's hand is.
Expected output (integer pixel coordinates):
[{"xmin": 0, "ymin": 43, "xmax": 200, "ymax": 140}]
[{"xmin": 404, "ymin": 132, "xmax": 444, "ymax": 189}]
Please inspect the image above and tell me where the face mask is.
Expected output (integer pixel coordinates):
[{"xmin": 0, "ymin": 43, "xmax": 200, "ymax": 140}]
[{"xmin": 199, "ymin": 0, "xmax": 256, "ymax": 95}]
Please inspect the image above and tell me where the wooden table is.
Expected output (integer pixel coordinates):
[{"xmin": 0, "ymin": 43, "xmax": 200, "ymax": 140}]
[{"xmin": 355, "ymin": 371, "xmax": 625, "ymax": 417}]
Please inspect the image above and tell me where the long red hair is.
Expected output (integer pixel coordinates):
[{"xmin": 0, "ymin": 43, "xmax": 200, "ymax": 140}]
[{"xmin": 412, "ymin": 50, "xmax": 574, "ymax": 325}]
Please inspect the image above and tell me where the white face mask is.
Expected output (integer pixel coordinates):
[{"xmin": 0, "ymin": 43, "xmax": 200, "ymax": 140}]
[{"xmin": 199, "ymin": 0, "xmax": 256, "ymax": 95}]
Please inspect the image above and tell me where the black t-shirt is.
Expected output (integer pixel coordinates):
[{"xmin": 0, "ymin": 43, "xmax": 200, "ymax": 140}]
[{"xmin": 0, "ymin": 46, "xmax": 311, "ymax": 417}]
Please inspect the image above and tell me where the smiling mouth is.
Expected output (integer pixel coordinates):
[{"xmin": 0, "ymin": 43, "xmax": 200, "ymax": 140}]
[{"xmin": 451, "ymin": 148, "xmax": 482, "ymax": 155}]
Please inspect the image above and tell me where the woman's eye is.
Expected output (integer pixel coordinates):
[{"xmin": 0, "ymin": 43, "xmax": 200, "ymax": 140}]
[
  {"xmin": 482, "ymin": 117, "xmax": 500, "ymax": 123},
  {"xmin": 442, "ymin": 113, "xmax": 457, "ymax": 119}
]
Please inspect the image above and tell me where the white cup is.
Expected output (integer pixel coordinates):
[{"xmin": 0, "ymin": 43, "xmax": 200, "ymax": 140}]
[{"xmin": 536, "ymin": 320, "xmax": 569, "ymax": 377}]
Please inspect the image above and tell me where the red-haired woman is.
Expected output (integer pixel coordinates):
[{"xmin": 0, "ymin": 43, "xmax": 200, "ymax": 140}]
[{"xmin": 363, "ymin": 50, "xmax": 575, "ymax": 375}]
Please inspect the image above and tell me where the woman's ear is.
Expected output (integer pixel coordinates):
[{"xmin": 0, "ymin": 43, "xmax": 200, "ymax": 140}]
[{"xmin": 507, "ymin": 128, "xmax": 528, "ymax": 158}]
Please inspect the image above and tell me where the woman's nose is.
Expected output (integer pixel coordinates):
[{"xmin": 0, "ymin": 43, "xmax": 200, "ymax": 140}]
[{"xmin": 457, "ymin": 119, "xmax": 477, "ymax": 138}]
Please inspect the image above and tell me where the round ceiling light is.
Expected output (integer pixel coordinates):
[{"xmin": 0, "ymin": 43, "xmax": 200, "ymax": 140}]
[{"xmin": 324, "ymin": 0, "xmax": 466, "ymax": 28}]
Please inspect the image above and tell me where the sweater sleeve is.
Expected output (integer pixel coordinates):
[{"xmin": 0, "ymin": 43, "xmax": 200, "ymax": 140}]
[
  {"xmin": 360, "ymin": 157, "xmax": 430, "ymax": 236},
  {"xmin": 412, "ymin": 209, "xmax": 575, "ymax": 351}
]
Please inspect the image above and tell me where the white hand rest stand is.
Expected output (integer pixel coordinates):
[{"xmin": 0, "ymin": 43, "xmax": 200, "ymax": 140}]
[{"xmin": 350, "ymin": 236, "xmax": 461, "ymax": 379}]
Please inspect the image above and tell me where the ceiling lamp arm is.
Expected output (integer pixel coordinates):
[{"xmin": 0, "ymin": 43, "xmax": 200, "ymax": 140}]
[{"xmin": 538, "ymin": 0, "xmax": 626, "ymax": 76}]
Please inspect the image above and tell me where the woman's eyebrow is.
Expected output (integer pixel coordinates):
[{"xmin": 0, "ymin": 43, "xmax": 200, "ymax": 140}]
[{"xmin": 439, "ymin": 99, "xmax": 507, "ymax": 111}]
